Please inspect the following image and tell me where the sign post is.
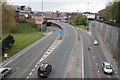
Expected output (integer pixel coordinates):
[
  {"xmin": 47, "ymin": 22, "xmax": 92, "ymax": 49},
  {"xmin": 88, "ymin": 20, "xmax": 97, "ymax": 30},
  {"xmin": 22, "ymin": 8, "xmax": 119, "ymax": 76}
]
[{"xmin": 58, "ymin": 31, "xmax": 62, "ymax": 40}]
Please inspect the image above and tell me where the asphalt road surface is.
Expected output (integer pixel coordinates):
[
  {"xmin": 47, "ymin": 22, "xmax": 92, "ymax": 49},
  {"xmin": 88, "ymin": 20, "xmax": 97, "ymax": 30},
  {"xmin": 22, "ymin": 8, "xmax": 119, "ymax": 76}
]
[
  {"xmin": 28, "ymin": 22, "xmax": 76, "ymax": 79},
  {"xmin": 79, "ymin": 24, "xmax": 119, "ymax": 78},
  {"xmin": 2, "ymin": 22, "xmax": 77, "ymax": 79},
  {"xmin": 2, "ymin": 26, "xmax": 59, "ymax": 79},
  {"xmin": 1, "ymin": 21, "xmax": 119, "ymax": 79}
]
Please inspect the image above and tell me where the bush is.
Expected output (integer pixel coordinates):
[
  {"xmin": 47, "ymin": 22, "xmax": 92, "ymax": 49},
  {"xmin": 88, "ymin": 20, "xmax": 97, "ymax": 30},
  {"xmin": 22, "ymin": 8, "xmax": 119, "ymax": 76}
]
[
  {"xmin": 73, "ymin": 15, "xmax": 88, "ymax": 25},
  {"xmin": 19, "ymin": 17, "xmax": 27, "ymax": 23},
  {"xmin": 2, "ymin": 34, "xmax": 15, "ymax": 54}
]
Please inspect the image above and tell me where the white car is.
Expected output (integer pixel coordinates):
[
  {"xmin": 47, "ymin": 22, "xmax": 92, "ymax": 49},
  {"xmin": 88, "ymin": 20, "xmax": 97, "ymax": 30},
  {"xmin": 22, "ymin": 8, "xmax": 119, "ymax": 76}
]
[
  {"xmin": 0, "ymin": 68, "xmax": 11, "ymax": 79},
  {"xmin": 102, "ymin": 62, "xmax": 113, "ymax": 74},
  {"xmin": 93, "ymin": 40, "xmax": 98, "ymax": 45}
]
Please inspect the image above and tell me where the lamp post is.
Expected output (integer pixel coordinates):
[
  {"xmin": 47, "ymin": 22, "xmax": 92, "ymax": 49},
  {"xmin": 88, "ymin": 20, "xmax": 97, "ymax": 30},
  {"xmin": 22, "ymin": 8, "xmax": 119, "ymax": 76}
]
[
  {"xmin": 87, "ymin": 2, "xmax": 89, "ymax": 13},
  {"xmin": 41, "ymin": 0, "xmax": 43, "ymax": 34}
]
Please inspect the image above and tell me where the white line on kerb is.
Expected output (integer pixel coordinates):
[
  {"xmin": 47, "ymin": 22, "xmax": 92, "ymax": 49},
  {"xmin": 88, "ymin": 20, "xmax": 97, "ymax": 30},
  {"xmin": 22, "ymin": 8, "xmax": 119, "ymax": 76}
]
[
  {"xmin": 82, "ymin": 29, "xmax": 119, "ymax": 78},
  {"xmin": 2, "ymin": 35, "xmax": 52, "ymax": 67},
  {"xmin": 79, "ymin": 31, "xmax": 84, "ymax": 78}
]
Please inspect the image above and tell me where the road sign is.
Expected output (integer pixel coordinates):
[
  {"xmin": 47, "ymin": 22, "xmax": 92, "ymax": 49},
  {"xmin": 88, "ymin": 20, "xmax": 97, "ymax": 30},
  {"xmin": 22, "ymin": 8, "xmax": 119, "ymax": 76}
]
[{"xmin": 58, "ymin": 31, "xmax": 62, "ymax": 37}]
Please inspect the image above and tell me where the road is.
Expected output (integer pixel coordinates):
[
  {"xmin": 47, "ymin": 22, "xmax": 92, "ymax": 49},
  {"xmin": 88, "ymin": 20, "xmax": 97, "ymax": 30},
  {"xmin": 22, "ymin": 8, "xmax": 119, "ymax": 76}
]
[
  {"xmin": 2, "ymin": 22, "xmax": 77, "ymax": 79},
  {"xmin": 79, "ymin": 23, "xmax": 119, "ymax": 78},
  {"xmin": 28, "ymin": 22, "xmax": 76, "ymax": 78},
  {"xmin": 2, "ymin": 26, "xmax": 59, "ymax": 79},
  {"xmin": 1, "ymin": 21, "xmax": 119, "ymax": 79}
]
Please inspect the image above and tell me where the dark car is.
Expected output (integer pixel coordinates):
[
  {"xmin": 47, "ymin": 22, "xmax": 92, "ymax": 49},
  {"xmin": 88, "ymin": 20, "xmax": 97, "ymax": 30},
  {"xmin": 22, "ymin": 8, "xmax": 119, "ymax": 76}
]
[{"xmin": 38, "ymin": 63, "xmax": 52, "ymax": 78}]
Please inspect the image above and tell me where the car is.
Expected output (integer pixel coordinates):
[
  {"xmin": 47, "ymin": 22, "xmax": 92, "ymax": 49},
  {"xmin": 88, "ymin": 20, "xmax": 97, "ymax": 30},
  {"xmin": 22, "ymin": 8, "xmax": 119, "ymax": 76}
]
[
  {"xmin": 102, "ymin": 62, "xmax": 113, "ymax": 74},
  {"xmin": 57, "ymin": 36, "xmax": 62, "ymax": 40},
  {"xmin": 0, "ymin": 68, "xmax": 11, "ymax": 79},
  {"xmin": 53, "ymin": 29, "xmax": 55, "ymax": 31},
  {"xmin": 37, "ymin": 63, "xmax": 52, "ymax": 78},
  {"xmin": 93, "ymin": 40, "xmax": 98, "ymax": 45}
]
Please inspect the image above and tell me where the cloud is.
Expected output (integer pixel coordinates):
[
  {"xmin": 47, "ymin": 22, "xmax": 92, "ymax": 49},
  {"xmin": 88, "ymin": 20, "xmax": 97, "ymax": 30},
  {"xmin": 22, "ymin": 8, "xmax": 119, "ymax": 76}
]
[{"xmin": 7, "ymin": 0, "xmax": 107, "ymax": 13}]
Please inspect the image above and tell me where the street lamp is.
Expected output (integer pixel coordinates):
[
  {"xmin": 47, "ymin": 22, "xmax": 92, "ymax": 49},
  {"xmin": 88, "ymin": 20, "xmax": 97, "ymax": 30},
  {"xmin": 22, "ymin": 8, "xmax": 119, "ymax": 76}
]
[{"xmin": 41, "ymin": 0, "xmax": 43, "ymax": 34}]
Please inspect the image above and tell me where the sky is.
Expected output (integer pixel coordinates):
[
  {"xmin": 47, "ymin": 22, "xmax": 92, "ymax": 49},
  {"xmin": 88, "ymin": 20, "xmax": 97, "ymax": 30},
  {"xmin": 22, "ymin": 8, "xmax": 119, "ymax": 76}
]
[{"xmin": 7, "ymin": 0, "xmax": 110, "ymax": 13}]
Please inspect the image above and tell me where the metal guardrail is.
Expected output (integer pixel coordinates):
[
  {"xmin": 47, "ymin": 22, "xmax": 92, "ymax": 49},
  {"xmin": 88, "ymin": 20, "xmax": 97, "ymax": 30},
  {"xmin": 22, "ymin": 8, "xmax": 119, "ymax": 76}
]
[{"xmin": 90, "ymin": 19, "xmax": 120, "ymax": 28}]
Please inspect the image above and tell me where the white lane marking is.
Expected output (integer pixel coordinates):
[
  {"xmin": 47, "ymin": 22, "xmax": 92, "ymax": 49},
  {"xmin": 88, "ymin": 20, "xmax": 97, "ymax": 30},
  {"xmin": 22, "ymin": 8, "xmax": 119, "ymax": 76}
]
[
  {"xmin": 113, "ymin": 68, "xmax": 115, "ymax": 71},
  {"xmin": 3, "ymin": 47, "xmax": 32, "ymax": 67},
  {"xmin": 117, "ymin": 75, "xmax": 120, "ymax": 78},
  {"xmin": 26, "ymin": 77, "xmax": 29, "ymax": 80},
  {"xmin": 88, "ymin": 32, "xmax": 91, "ymax": 36},
  {"xmin": 35, "ymin": 65, "xmax": 38, "ymax": 68},
  {"xmin": 79, "ymin": 31, "xmax": 84, "ymax": 78},
  {"xmin": 29, "ymin": 72, "xmax": 32, "ymax": 76},
  {"xmin": 49, "ymin": 48, "xmax": 53, "ymax": 50},
  {"xmin": 27, "ymin": 36, "xmax": 62, "ymax": 78},
  {"xmin": 32, "ymin": 69, "xmax": 35, "ymax": 72},
  {"xmin": 82, "ymin": 29, "xmax": 119, "ymax": 78}
]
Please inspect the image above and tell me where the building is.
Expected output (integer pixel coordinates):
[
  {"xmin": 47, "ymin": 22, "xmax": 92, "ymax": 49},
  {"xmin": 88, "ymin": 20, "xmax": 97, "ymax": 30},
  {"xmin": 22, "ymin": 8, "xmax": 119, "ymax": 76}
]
[
  {"xmin": 43, "ymin": 11, "xmax": 67, "ymax": 20},
  {"xmin": 82, "ymin": 12, "xmax": 96, "ymax": 20},
  {"xmin": 31, "ymin": 12, "xmax": 43, "ymax": 24},
  {"xmin": 12, "ymin": 5, "xmax": 32, "ymax": 22},
  {"xmin": 98, "ymin": 7, "xmax": 110, "ymax": 20}
]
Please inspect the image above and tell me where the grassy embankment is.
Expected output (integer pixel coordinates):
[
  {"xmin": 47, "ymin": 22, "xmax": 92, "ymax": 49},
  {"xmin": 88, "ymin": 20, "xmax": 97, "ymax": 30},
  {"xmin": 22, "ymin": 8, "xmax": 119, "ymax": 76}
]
[{"xmin": 2, "ymin": 23, "xmax": 44, "ymax": 58}]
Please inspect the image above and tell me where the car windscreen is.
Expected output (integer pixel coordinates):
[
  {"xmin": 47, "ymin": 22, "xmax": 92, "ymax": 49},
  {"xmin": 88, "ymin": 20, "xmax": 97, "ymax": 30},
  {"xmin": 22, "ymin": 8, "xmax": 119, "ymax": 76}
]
[
  {"xmin": 40, "ymin": 67, "xmax": 46, "ymax": 71},
  {"xmin": 104, "ymin": 65, "xmax": 112, "ymax": 69}
]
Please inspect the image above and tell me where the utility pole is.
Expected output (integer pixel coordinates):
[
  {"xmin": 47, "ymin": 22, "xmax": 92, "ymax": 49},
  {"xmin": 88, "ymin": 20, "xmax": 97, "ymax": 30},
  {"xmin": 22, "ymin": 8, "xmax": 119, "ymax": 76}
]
[
  {"xmin": 41, "ymin": 0, "xmax": 43, "ymax": 34},
  {"xmin": 87, "ymin": 2, "xmax": 89, "ymax": 13},
  {"xmin": 77, "ymin": 10, "xmax": 79, "ymax": 15}
]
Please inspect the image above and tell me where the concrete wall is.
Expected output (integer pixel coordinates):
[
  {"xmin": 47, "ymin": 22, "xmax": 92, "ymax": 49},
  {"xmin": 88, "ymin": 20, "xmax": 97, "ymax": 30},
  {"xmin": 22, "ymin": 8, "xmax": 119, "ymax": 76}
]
[
  {"xmin": 118, "ymin": 28, "xmax": 120, "ymax": 76},
  {"xmin": 91, "ymin": 21, "xmax": 119, "ymax": 64}
]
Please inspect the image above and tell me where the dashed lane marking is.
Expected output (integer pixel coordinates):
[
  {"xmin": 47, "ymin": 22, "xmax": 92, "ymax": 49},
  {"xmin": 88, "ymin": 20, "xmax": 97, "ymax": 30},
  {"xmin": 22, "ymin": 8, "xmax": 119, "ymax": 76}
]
[
  {"xmin": 26, "ymin": 36, "xmax": 62, "ymax": 79},
  {"xmin": 32, "ymin": 69, "xmax": 35, "ymax": 72},
  {"xmin": 80, "ymin": 28, "xmax": 120, "ymax": 78},
  {"xmin": 26, "ymin": 77, "xmax": 29, "ymax": 80},
  {"xmin": 29, "ymin": 72, "xmax": 32, "ymax": 76},
  {"xmin": 35, "ymin": 65, "xmax": 38, "ymax": 68}
]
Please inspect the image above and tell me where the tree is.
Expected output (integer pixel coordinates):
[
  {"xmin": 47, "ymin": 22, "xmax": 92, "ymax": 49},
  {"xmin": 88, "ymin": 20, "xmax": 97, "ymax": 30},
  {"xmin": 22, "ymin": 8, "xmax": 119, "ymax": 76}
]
[
  {"xmin": 2, "ymin": 34, "xmax": 15, "ymax": 54},
  {"xmin": 2, "ymin": 1, "xmax": 16, "ymax": 34},
  {"xmin": 73, "ymin": 15, "xmax": 88, "ymax": 25},
  {"xmin": 107, "ymin": 1, "xmax": 120, "ymax": 23}
]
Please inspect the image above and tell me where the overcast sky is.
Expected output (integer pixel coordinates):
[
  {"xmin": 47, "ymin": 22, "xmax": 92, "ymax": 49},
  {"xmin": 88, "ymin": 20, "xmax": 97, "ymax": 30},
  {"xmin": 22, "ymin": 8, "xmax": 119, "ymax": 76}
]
[{"xmin": 7, "ymin": 0, "xmax": 110, "ymax": 13}]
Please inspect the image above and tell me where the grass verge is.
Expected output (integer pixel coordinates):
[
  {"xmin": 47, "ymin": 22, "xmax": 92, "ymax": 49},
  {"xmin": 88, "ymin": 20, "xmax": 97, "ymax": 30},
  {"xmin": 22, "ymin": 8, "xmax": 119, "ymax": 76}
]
[
  {"xmin": 10, "ymin": 23, "xmax": 39, "ymax": 34},
  {"xmin": 73, "ymin": 25, "xmax": 87, "ymax": 30},
  {"xmin": 5, "ymin": 34, "xmax": 44, "ymax": 57}
]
